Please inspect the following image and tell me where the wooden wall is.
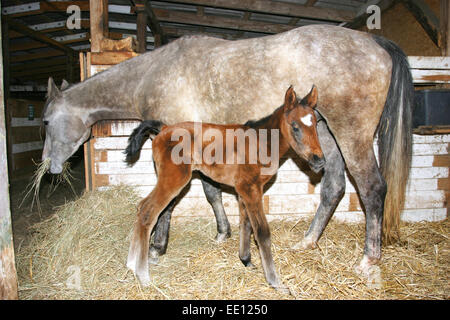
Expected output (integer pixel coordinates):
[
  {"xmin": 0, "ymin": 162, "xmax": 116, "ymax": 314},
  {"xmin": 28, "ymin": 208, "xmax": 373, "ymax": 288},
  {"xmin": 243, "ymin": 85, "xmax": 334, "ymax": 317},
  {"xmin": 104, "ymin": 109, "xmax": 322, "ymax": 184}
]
[
  {"xmin": 361, "ymin": 0, "xmax": 441, "ymax": 56},
  {"xmin": 5, "ymin": 98, "xmax": 44, "ymax": 179}
]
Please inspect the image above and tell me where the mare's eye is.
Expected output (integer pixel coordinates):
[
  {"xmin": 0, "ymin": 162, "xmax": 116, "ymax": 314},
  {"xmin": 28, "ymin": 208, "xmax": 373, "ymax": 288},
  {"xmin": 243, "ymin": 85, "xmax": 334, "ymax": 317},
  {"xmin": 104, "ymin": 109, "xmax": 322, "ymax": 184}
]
[
  {"xmin": 293, "ymin": 126, "xmax": 299, "ymax": 132},
  {"xmin": 43, "ymin": 121, "xmax": 49, "ymax": 125}
]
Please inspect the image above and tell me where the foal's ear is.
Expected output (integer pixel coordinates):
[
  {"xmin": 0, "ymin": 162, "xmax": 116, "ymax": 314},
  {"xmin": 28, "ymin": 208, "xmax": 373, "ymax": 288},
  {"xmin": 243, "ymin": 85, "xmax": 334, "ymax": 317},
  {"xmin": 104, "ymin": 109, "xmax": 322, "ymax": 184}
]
[
  {"xmin": 302, "ymin": 85, "xmax": 318, "ymax": 109},
  {"xmin": 47, "ymin": 77, "xmax": 60, "ymax": 99},
  {"xmin": 284, "ymin": 85, "xmax": 297, "ymax": 111}
]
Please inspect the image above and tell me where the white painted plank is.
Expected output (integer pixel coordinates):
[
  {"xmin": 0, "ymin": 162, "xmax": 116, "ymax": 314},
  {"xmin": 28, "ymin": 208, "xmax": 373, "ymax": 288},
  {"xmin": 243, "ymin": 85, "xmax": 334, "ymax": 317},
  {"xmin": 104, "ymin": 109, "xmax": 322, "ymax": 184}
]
[
  {"xmin": 412, "ymin": 134, "xmax": 450, "ymax": 144},
  {"xmin": 412, "ymin": 143, "xmax": 448, "ymax": 156},
  {"xmin": 411, "ymin": 156, "xmax": 434, "ymax": 168},
  {"xmin": 406, "ymin": 179, "xmax": 438, "ymax": 192},
  {"xmin": 408, "ymin": 56, "xmax": 450, "ymax": 69},
  {"xmin": 403, "ymin": 190, "xmax": 446, "ymax": 209},
  {"xmin": 409, "ymin": 167, "xmax": 448, "ymax": 179},
  {"xmin": 400, "ymin": 208, "xmax": 447, "ymax": 222}
]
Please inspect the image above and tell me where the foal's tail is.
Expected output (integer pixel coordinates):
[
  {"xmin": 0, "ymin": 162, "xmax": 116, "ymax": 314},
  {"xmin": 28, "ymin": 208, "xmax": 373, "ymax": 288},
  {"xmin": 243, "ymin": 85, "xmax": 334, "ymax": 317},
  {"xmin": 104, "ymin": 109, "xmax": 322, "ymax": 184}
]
[
  {"xmin": 125, "ymin": 120, "xmax": 166, "ymax": 162},
  {"xmin": 373, "ymin": 35, "xmax": 414, "ymax": 244}
]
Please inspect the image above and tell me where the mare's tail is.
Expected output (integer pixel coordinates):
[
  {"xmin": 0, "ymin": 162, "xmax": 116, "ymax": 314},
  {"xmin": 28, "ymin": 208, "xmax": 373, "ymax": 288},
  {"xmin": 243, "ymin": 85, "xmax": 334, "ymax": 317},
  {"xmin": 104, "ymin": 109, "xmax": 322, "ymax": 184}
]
[
  {"xmin": 124, "ymin": 120, "xmax": 166, "ymax": 162},
  {"xmin": 373, "ymin": 35, "xmax": 414, "ymax": 244}
]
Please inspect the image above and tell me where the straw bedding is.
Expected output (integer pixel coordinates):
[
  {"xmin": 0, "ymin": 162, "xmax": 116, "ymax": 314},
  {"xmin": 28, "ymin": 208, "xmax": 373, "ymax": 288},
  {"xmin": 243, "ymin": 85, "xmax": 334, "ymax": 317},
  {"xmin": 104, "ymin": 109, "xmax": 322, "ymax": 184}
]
[{"xmin": 16, "ymin": 185, "xmax": 449, "ymax": 300}]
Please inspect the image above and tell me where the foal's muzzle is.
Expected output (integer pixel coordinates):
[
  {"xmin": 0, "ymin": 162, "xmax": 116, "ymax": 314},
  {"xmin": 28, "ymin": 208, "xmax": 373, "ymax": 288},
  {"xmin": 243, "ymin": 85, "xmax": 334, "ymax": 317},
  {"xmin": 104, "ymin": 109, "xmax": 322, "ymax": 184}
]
[{"xmin": 308, "ymin": 154, "xmax": 325, "ymax": 173}]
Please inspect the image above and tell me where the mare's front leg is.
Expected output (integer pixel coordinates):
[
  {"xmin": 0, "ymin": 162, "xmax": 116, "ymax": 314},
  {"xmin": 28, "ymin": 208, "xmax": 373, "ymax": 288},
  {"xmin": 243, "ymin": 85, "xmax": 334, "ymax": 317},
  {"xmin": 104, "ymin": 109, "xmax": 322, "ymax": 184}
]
[
  {"xmin": 293, "ymin": 120, "xmax": 346, "ymax": 250},
  {"xmin": 236, "ymin": 183, "xmax": 290, "ymax": 295},
  {"xmin": 200, "ymin": 175, "xmax": 231, "ymax": 242}
]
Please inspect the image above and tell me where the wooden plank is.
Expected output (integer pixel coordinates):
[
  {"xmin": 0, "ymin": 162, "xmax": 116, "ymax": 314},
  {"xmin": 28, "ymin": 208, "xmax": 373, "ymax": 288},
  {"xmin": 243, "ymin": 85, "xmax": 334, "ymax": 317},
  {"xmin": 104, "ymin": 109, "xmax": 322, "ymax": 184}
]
[
  {"xmin": 11, "ymin": 126, "xmax": 42, "ymax": 144},
  {"xmin": 411, "ymin": 69, "xmax": 450, "ymax": 83},
  {"xmin": 90, "ymin": 51, "xmax": 139, "ymax": 65},
  {"xmin": 403, "ymin": 0, "xmax": 441, "ymax": 47},
  {"xmin": 161, "ymin": 0, "xmax": 355, "ymax": 22},
  {"xmin": 408, "ymin": 56, "xmax": 450, "ymax": 69},
  {"xmin": 413, "ymin": 125, "xmax": 450, "ymax": 135},
  {"xmin": 433, "ymin": 154, "xmax": 450, "ymax": 167},
  {"xmin": 12, "ymin": 149, "xmax": 42, "ymax": 171},
  {"xmin": 10, "ymin": 49, "xmax": 65, "ymax": 63},
  {"xmin": 153, "ymin": 7, "xmax": 294, "ymax": 34}
]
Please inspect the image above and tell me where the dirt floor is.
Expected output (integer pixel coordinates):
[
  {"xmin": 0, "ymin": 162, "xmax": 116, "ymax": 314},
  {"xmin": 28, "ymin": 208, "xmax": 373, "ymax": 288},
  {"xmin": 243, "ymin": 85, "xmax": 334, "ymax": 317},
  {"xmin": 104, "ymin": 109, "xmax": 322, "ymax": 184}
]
[{"xmin": 9, "ymin": 149, "xmax": 86, "ymax": 252}]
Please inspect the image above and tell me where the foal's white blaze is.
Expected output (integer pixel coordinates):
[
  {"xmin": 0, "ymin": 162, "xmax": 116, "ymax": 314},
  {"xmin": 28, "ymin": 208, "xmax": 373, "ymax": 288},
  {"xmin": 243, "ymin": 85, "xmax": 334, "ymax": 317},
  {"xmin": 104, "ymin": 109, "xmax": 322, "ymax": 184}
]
[{"xmin": 300, "ymin": 114, "xmax": 313, "ymax": 127}]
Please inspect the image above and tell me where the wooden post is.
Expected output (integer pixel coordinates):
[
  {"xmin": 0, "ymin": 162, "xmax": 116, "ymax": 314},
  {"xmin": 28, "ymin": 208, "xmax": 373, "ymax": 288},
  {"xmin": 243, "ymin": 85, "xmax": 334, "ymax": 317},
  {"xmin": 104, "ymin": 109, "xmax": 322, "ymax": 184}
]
[
  {"xmin": 89, "ymin": 0, "xmax": 109, "ymax": 53},
  {"xmin": 0, "ymin": 5, "xmax": 19, "ymax": 300},
  {"xmin": 441, "ymin": 0, "xmax": 449, "ymax": 56},
  {"xmin": 136, "ymin": 2, "xmax": 148, "ymax": 53}
]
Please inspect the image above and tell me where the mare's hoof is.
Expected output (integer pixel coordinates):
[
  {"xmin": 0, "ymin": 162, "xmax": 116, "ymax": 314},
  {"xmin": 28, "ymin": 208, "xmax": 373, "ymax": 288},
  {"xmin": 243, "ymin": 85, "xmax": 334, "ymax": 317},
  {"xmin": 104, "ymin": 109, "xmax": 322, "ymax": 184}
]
[
  {"xmin": 215, "ymin": 232, "xmax": 231, "ymax": 243},
  {"xmin": 291, "ymin": 238, "xmax": 317, "ymax": 251}
]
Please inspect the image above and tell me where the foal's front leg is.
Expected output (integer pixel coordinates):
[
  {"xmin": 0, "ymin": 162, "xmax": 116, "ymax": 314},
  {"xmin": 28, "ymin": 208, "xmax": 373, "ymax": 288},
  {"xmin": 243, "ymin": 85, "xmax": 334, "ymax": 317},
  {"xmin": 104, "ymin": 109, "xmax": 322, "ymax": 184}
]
[{"xmin": 236, "ymin": 184, "xmax": 290, "ymax": 294}]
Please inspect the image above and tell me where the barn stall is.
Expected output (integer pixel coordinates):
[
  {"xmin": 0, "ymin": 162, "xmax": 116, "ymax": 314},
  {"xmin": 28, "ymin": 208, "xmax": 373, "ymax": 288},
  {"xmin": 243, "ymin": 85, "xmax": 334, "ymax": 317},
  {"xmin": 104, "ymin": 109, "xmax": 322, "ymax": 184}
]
[{"xmin": 1, "ymin": 0, "xmax": 449, "ymax": 300}]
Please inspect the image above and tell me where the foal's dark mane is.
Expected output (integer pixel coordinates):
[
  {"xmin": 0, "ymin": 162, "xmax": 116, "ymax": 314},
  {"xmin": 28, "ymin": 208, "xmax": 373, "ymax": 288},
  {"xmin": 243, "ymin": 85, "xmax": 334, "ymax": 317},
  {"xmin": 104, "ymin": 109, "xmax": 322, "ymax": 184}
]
[{"xmin": 244, "ymin": 105, "xmax": 283, "ymax": 129}]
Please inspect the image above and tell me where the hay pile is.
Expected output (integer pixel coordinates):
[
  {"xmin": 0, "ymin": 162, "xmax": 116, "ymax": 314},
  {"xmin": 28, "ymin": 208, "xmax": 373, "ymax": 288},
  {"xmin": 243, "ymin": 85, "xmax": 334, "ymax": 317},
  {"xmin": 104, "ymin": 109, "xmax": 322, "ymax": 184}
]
[{"xmin": 16, "ymin": 185, "xmax": 449, "ymax": 300}]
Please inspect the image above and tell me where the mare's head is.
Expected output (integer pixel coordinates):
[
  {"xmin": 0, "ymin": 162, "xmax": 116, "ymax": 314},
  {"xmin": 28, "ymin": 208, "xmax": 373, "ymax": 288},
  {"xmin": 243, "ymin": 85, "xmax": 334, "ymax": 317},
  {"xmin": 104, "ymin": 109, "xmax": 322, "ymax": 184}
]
[
  {"xmin": 281, "ymin": 85, "xmax": 325, "ymax": 173},
  {"xmin": 42, "ymin": 77, "xmax": 91, "ymax": 174}
]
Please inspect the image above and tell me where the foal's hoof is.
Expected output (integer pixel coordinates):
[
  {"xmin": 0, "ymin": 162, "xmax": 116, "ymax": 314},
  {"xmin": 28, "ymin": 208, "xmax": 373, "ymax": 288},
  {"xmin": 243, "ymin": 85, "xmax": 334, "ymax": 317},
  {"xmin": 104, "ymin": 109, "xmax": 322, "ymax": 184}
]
[
  {"xmin": 215, "ymin": 231, "xmax": 231, "ymax": 243},
  {"xmin": 148, "ymin": 247, "xmax": 161, "ymax": 265},
  {"xmin": 292, "ymin": 238, "xmax": 317, "ymax": 251}
]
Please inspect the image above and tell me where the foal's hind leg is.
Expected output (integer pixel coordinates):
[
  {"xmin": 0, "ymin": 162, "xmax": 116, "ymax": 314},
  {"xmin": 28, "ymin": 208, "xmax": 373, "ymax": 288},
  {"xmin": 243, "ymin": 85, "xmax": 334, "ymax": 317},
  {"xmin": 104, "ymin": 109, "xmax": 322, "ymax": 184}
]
[
  {"xmin": 127, "ymin": 165, "xmax": 191, "ymax": 286},
  {"xmin": 200, "ymin": 175, "xmax": 231, "ymax": 242},
  {"xmin": 293, "ymin": 121, "xmax": 346, "ymax": 250},
  {"xmin": 148, "ymin": 199, "xmax": 176, "ymax": 264}
]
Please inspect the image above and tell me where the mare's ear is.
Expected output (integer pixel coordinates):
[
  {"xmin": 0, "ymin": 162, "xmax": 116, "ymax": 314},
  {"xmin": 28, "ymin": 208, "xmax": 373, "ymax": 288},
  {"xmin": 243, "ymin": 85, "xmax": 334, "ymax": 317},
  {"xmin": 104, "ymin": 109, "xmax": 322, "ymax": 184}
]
[
  {"xmin": 60, "ymin": 79, "xmax": 70, "ymax": 91},
  {"xmin": 283, "ymin": 85, "xmax": 297, "ymax": 111},
  {"xmin": 47, "ymin": 77, "xmax": 60, "ymax": 99},
  {"xmin": 302, "ymin": 85, "xmax": 318, "ymax": 109}
]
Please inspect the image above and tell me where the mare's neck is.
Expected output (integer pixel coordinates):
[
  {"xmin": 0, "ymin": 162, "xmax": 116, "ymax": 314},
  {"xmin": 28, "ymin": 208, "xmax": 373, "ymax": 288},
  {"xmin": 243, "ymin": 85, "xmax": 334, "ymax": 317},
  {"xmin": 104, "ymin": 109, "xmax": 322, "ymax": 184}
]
[{"xmin": 64, "ymin": 70, "xmax": 142, "ymax": 127}]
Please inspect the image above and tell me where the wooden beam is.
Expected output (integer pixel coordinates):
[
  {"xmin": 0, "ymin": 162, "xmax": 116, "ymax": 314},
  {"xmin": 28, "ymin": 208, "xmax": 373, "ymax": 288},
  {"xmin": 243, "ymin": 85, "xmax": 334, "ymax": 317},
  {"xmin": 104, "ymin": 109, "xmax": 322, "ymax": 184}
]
[
  {"xmin": 0, "ymin": 1, "xmax": 19, "ymax": 299},
  {"xmin": 2, "ymin": 18, "xmax": 10, "ymax": 101},
  {"xmin": 441, "ymin": 0, "xmax": 449, "ymax": 56},
  {"xmin": 5, "ymin": 16, "xmax": 76, "ymax": 56},
  {"xmin": 161, "ymin": 0, "xmax": 355, "ymax": 22},
  {"xmin": 10, "ymin": 33, "xmax": 89, "ymax": 52},
  {"xmin": 144, "ymin": 1, "xmax": 167, "ymax": 46},
  {"xmin": 89, "ymin": 0, "xmax": 109, "ymax": 53},
  {"xmin": 135, "ymin": 1, "xmax": 148, "ymax": 53},
  {"xmin": 154, "ymin": 7, "xmax": 293, "ymax": 34},
  {"xmin": 306, "ymin": 0, "xmax": 319, "ymax": 6},
  {"xmin": 402, "ymin": 0, "xmax": 441, "ymax": 47},
  {"xmin": 10, "ymin": 49, "xmax": 65, "ymax": 63},
  {"xmin": 343, "ymin": 0, "xmax": 395, "ymax": 29}
]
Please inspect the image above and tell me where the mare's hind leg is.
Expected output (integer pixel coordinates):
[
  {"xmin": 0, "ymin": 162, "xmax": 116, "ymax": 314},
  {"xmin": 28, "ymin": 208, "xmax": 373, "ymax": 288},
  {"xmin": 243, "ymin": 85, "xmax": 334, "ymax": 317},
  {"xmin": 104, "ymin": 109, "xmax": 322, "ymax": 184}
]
[
  {"xmin": 200, "ymin": 175, "xmax": 231, "ymax": 242},
  {"xmin": 127, "ymin": 164, "xmax": 191, "ymax": 286},
  {"xmin": 339, "ymin": 140, "xmax": 387, "ymax": 275},
  {"xmin": 293, "ymin": 120, "xmax": 346, "ymax": 250}
]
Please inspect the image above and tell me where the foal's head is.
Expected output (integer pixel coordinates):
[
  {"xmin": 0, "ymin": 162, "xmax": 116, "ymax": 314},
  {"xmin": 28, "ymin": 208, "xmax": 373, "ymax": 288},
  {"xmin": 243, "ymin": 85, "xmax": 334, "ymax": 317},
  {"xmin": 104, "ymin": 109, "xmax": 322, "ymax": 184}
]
[{"xmin": 281, "ymin": 85, "xmax": 325, "ymax": 173}]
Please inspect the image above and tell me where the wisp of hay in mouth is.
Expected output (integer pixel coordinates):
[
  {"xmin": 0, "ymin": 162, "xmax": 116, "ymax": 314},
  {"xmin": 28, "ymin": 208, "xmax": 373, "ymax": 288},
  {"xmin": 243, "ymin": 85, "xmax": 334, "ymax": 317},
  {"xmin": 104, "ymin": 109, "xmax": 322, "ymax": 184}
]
[{"xmin": 20, "ymin": 159, "xmax": 76, "ymax": 212}]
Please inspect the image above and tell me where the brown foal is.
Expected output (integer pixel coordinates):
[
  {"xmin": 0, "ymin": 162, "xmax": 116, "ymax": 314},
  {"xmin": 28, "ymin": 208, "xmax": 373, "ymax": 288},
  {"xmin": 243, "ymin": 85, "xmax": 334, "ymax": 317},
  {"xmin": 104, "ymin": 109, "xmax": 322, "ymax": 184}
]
[{"xmin": 126, "ymin": 86, "xmax": 325, "ymax": 293}]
